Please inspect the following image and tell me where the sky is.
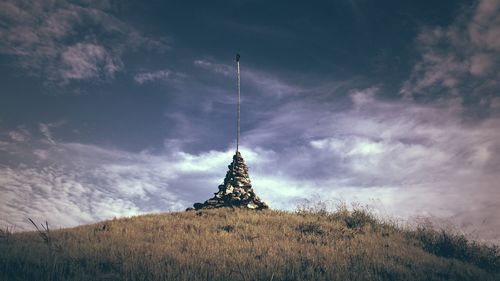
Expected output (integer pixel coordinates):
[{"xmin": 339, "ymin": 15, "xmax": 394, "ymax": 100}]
[{"xmin": 0, "ymin": 0, "xmax": 499, "ymax": 243}]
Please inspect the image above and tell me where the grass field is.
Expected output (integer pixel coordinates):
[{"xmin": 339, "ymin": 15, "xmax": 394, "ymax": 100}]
[{"xmin": 0, "ymin": 206, "xmax": 498, "ymax": 281}]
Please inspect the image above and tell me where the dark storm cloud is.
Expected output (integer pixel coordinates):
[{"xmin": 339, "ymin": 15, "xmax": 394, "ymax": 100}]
[
  {"xmin": 0, "ymin": 0, "xmax": 168, "ymax": 86},
  {"xmin": 401, "ymin": 0, "xmax": 500, "ymax": 112}
]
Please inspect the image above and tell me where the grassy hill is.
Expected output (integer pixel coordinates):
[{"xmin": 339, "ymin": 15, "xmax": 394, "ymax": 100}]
[{"xmin": 0, "ymin": 207, "xmax": 498, "ymax": 281}]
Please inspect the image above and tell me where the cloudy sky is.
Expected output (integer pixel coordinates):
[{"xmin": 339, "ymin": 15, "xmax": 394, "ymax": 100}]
[{"xmin": 0, "ymin": 0, "xmax": 499, "ymax": 243}]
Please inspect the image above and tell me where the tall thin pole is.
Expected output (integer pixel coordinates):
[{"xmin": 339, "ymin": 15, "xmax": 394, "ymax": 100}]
[{"xmin": 236, "ymin": 53, "xmax": 241, "ymax": 153}]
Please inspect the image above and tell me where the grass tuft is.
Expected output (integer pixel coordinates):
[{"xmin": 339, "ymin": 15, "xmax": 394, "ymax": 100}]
[{"xmin": 408, "ymin": 226, "xmax": 500, "ymax": 272}]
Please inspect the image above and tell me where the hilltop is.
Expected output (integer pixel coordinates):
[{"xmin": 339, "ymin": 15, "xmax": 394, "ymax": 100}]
[{"xmin": 0, "ymin": 207, "xmax": 498, "ymax": 281}]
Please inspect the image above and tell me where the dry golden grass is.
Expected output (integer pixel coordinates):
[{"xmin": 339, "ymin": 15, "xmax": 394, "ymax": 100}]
[{"xmin": 0, "ymin": 207, "xmax": 498, "ymax": 281}]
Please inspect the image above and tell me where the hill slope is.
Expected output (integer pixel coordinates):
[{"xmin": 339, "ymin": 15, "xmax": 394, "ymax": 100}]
[{"xmin": 0, "ymin": 208, "xmax": 498, "ymax": 281}]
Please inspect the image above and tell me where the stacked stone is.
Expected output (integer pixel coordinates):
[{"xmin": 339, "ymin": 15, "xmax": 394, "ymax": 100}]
[{"xmin": 191, "ymin": 151, "xmax": 269, "ymax": 210}]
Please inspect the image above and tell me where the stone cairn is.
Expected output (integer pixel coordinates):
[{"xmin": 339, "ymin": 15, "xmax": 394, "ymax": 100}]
[{"xmin": 189, "ymin": 151, "xmax": 269, "ymax": 210}]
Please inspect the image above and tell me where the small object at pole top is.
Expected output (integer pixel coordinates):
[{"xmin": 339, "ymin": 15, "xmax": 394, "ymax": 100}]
[{"xmin": 236, "ymin": 53, "xmax": 240, "ymax": 62}]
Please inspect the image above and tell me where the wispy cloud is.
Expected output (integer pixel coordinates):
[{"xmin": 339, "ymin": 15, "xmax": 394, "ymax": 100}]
[
  {"xmin": 194, "ymin": 59, "xmax": 303, "ymax": 98},
  {"xmin": 133, "ymin": 69, "xmax": 186, "ymax": 85},
  {"xmin": 194, "ymin": 60, "xmax": 232, "ymax": 76},
  {"xmin": 60, "ymin": 43, "xmax": 122, "ymax": 82},
  {"xmin": 0, "ymin": 0, "xmax": 168, "ymax": 86},
  {"xmin": 38, "ymin": 121, "xmax": 66, "ymax": 145},
  {"xmin": 134, "ymin": 70, "xmax": 171, "ymax": 84},
  {"xmin": 8, "ymin": 128, "xmax": 30, "ymax": 143}
]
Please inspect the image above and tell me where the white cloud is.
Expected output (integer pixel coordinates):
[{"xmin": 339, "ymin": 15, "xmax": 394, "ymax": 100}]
[{"xmin": 0, "ymin": 143, "xmax": 184, "ymax": 231}]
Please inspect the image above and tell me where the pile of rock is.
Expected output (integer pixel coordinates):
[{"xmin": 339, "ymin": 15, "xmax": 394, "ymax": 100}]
[{"xmin": 189, "ymin": 151, "xmax": 269, "ymax": 210}]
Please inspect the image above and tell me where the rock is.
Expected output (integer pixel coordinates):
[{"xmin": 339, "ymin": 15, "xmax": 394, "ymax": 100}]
[
  {"xmin": 190, "ymin": 151, "xmax": 269, "ymax": 211},
  {"xmin": 247, "ymin": 202, "xmax": 258, "ymax": 209},
  {"xmin": 224, "ymin": 185, "xmax": 234, "ymax": 194},
  {"xmin": 206, "ymin": 199, "xmax": 220, "ymax": 205}
]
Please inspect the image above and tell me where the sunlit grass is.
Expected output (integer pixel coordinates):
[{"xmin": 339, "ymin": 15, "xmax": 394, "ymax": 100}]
[{"xmin": 0, "ymin": 206, "xmax": 498, "ymax": 281}]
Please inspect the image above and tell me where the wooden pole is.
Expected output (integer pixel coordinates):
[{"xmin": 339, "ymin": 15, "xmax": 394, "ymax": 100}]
[{"xmin": 236, "ymin": 54, "xmax": 241, "ymax": 153}]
